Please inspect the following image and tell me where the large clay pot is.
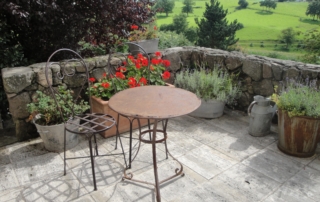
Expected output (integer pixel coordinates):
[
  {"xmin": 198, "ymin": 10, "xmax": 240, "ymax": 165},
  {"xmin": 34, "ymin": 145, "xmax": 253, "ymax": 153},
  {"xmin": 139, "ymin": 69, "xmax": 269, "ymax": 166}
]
[
  {"xmin": 91, "ymin": 96, "xmax": 150, "ymax": 138},
  {"xmin": 128, "ymin": 38, "xmax": 159, "ymax": 54},
  {"xmin": 278, "ymin": 109, "xmax": 320, "ymax": 158},
  {"xmin": 188, "ymin": 99, "xmax": 225, "ymax": 118}
]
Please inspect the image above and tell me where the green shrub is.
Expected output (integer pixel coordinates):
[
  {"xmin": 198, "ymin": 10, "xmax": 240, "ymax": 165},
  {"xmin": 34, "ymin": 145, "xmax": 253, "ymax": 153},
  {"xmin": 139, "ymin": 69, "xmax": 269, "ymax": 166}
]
[{"xmin": 158, "ymin": 31, "xmax": 193, "ymax": 49}]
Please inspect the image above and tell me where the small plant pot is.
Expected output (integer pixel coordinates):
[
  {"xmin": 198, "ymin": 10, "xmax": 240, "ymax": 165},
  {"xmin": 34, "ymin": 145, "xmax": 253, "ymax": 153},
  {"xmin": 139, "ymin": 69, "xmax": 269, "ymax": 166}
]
[
  {"xmin": 34, "ymin": 119, "xmax": 79, "ymax": 152},
  {"xmin": 128, "ymin": 38, "xmax": 159, "ymax": 54},
  {"xmin": 189, "ymin": 99, "xmax": 225, "ymax": 118}
]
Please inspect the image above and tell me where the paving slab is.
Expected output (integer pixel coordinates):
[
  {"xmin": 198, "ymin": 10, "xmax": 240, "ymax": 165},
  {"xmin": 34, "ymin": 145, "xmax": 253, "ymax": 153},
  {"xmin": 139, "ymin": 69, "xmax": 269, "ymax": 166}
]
[
  {"xmin": 178, "ymin": 145, "xmax": 238, "ymax": 180},
  {"xmin": 242, "ymin": 149, "xmax": 304, "ymax": 183}
]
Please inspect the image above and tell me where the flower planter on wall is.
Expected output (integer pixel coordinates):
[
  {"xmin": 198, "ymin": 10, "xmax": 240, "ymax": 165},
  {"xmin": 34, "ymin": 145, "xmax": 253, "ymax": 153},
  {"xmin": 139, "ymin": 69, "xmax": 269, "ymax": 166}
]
[
  {"xmin": 128, "ymin": 38, "xmax": 159, "ymax": 54},
  {"xmin": 278, "ymin": 109, "xmax": 320, "ymax": 158},
  {"xmin": 91, "ymin": 96, "xmax": 150, "ymax": 138},
  {"xmin": 188, "ymin": 99, "xmax": 225, "ymax": 118}
]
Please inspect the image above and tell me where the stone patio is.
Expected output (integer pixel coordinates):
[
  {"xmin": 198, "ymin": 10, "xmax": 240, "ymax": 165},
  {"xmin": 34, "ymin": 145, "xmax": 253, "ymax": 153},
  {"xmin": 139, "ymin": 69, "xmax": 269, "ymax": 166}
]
[{"xmin": 0, "ymin": 109, "xmax": 320, "ymax": 202}]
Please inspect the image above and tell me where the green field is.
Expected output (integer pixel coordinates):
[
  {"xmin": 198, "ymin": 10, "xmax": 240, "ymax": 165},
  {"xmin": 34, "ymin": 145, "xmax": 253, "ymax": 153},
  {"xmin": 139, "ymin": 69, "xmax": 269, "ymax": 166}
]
[{"xmin": 156, "ymin": 0, "xmax": 320, "ymax": 61}]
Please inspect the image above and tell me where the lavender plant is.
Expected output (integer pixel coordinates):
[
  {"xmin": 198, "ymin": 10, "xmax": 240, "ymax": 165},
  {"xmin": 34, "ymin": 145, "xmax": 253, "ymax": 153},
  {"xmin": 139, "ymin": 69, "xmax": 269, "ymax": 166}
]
[
  {"xmin": 272, "ymin": 77, "xmax": 320, "ymax": 118},
  {"xmin": 175, "ymin": 67, "xmax": 241, "ymax": 104}
]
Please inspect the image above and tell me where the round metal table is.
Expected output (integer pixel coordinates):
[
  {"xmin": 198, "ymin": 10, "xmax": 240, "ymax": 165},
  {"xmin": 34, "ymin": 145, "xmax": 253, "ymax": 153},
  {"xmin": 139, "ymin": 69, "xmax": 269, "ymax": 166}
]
[{"xmin": 109, "ymin": 86, "xmax": 201, "ymax": 202}]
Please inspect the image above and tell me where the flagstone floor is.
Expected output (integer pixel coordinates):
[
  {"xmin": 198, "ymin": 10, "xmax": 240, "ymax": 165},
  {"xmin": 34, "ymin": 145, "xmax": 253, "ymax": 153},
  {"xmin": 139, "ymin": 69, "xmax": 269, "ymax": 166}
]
[{"xmin": 0, "ymin": 109, "xmax": 320, "ymax": 202}]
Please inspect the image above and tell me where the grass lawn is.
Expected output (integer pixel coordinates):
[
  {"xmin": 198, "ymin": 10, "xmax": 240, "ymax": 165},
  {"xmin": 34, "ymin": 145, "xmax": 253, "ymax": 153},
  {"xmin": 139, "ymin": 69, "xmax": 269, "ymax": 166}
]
[{"xmin": 156, "ymin": 0, "xmax": 320, "ymax": 61}]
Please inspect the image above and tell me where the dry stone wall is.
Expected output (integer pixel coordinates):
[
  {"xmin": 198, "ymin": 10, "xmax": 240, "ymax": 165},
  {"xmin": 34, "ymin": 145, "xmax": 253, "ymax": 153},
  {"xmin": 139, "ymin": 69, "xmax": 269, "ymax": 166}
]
[{"xmin": 2, "ymin": 46, "xmax": 320, "ymax": 141}]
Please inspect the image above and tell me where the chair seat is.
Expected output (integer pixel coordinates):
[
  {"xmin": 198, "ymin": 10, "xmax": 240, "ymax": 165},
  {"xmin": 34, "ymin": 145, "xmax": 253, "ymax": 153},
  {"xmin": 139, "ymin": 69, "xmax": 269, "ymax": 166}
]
[{"xmin": 65, "ymin": 113, "xmax": 116, "ymax": 135}]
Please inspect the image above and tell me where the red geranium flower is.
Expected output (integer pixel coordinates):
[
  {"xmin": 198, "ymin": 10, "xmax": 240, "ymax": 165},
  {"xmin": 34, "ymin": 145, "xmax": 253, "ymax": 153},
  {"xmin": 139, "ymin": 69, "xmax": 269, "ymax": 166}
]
[
  {"xmin": 162, "ymin": 60, "xmax": 171, "ymax": 67},
  {"xmin": 141, "ymin": 59, "xmax": 148, "ymax": 67},
  {"xmin": 139, "ymin": 77, "xmax": 147, "ymax": 85},
  {"xmin": 135, "ymin": 62, "xmax": 141, "ymax": 69},
  {"xmin": 89, "ymin": 77, "xmax": 96, "ymax": 82},
  {"xmin": 151, "ymin": 58, "xmax": 160, "ymax": 65},
  {"xmin": 155, "ymin": 51, "xmax": 161, "ymax": 57},
  {"xmin": 131, "ymin": 24, "xmax": 138, "ymax": 30},
  {"xmin": 154, "ymin": 26, "xmax": 157, "ymax": 30},
  {"xmin": 117, "ymin": 66, "xmax": 127, "ymax": 72},
  {"xmin": 103, "ymin": 73, "xmax": 107, "ymax": 78},
  {"xmin": 101, "ymin": 82, "xmax": 110, "ymax": 89},
  {"xmin": 115, "ymin": 72, "xmax": 125, "ymax": 79},
  {"xmin": 128, "ymin": 77, "xmax": 137, "ymax": 88},
  {"xmin": 162, "ymin": 71, "xmax": 170, "ymax": 80}
]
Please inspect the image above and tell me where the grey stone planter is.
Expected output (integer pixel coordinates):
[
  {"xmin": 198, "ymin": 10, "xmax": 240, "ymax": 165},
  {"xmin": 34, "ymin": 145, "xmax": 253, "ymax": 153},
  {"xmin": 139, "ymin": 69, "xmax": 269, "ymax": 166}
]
[
  {"xmin": 34, "ymin": 119, "xmax": 79, "ymax": 152},
  {"xmin": 189, "ymin": 99, "xmax": 225, "ymax": 118},
  {"xmin": 128, "ymin": 38, "xmax": 159, "ymax": 54}
]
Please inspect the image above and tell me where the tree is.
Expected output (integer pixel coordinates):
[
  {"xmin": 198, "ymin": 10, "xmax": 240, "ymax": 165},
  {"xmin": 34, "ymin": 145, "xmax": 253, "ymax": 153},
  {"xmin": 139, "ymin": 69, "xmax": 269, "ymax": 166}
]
[
  {"xmin": 0, "ymin": 0, "xmax": 156, "ymax": 63},
  {"xmin": 260, "ymin": 0, "xmax": 277, "ymax": 11},
  {"xmin": 154, "ymin": 0, "xmax": 175, "ymax": 17},
  {"xmin": 278, "ymin": 27, "xmax": 297, "ymax": 49},
  {"xmin": 238, "ymin": 0, "xmax": 248, "ymax": 9},
  {"xmin": 306, "ymin": 0, "xmax": 320, "ymax": 21},
  {"xmin": 303, "ymin": 29, "xmax": 320, "ymax": 64},
  {"xmin": 172, "ymin": 14, "xmax": 189, "ymax": 34},
  {"xmin": 182, "ymin": 0, "xmax": 195, "ymax": 16},
  {"xmin": 195, "ymin": 0, "xmax": 242, "ymax": 50}
]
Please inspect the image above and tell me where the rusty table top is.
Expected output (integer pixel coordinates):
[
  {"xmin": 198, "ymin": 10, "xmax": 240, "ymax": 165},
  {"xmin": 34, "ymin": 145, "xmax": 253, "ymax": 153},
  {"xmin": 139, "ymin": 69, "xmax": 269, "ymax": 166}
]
[{"xmin": 108, "ymin": 86, "xmax": 201, "ymax": 119}]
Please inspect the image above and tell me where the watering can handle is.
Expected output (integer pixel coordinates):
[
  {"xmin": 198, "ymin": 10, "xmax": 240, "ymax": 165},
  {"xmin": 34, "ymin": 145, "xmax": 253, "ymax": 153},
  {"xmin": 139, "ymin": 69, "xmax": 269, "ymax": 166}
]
[{"xmin": 248, "ymin": 101, "xmax": 257, "ymax": 116}]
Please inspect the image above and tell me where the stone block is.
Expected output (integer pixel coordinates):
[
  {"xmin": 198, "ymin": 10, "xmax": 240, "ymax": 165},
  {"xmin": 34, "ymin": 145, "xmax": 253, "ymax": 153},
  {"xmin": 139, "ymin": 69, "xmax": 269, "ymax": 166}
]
[
  {"xmin": 162, "ymin": 51, "xmax": 182, "ymax": 72},
  {"xmin": 2, "ymin": 67, "xmax": 35, "ymax": 94},
  {"xmin": 93, "ymin": 55, "xmax": 110, "ymax": 68},
  {"xmin": 263, "ymin": 63, "xmax": 273, "ymax": 79},
  {"xmin": 252, "ymin": 79, "xmax": 274, "ymax": 96},
  {"xmin": 63, "ymin": 73, "xmax": 87, "ymax": 88},
  {"xmin": 225, "ymin": 55, "xmax": 244, "ymax": 70},
  {"xmin": 8, "ymin": 92, "xmax": 31, "ymax": 119},
  {"xmin": 284, "ymin": 67, "xmax": 299, "ymax": 79},
  {"xmin": 242, "ymin": 59, "xmax": 262, "ymax": 81},
  {"xmin": 29, "ymin": 63, "xmax": 52, "ymax": 87},
  {"xmin": 271, "ymin": 62, "xmax": 284, "ymax": 81},
  {"xmin": 76, "ymin": 58, "xmax": 95, "ymax": 72},
  {"xmin": 205, "ymin": 54, "xmax": 226, "ymax": 68}
]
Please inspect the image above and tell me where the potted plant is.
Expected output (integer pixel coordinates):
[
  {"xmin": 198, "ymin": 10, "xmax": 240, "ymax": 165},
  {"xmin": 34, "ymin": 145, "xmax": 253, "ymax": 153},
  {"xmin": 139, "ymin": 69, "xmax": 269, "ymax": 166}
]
[
  {"xmin": 175, "ymin": 67, "xmax": 240, "ymax": 118},
  {"xmin": 126, "ymin": 23, "xmax": 159, "ymax": 54},
  {"xmin": 272, "ymin": 78, "xmax": 320, "ymax": 157},
  {"xmin": 89, "ymin": 51, "xmax": 172, "ymax": 137},
  {"xmin": 27, "ymin": 86, "xmax": 90, "ymax": 152}
]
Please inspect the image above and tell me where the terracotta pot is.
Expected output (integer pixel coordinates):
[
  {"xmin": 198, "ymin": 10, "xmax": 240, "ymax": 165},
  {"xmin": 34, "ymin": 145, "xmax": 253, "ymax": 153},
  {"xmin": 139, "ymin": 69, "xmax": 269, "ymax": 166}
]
[
  {"xmin": 278, "ymin": 109, "xmax": 320, "ymax": 158},
  {"xmin": 91, "ymin": 96, "xmax": 150, "ymax": 138}
]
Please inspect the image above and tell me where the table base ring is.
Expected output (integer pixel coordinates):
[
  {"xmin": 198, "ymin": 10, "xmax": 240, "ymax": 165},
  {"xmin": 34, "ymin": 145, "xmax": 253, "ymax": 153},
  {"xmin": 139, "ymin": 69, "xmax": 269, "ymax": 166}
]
[{"xmin": 122, "ymin": 150, "xmax": 184, "ymax": 188}]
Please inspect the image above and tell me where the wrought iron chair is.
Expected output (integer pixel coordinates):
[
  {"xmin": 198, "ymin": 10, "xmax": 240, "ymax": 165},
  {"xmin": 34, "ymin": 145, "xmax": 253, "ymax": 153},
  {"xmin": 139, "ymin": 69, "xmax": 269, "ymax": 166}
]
[{"xmin": 45, "ymin": 48, "xmax": 127, "ymax": 191}]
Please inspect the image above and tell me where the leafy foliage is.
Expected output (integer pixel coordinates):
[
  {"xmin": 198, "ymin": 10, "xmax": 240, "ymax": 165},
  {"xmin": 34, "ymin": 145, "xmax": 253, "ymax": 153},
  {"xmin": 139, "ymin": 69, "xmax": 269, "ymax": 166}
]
[
  {"xmin": 154, "ymin": 0, "xmax": 175, "ymax": 17},
  {"xmin": 1, "ymin": 0, "xmax": 155, "ymax": 63},
  {"xmin": 175, "ymin": 67, "xmax": 240, "ymax": 104},
  {"xmin": 306, "ymin": 0, "xmax": 320, "ymax": 20},
  {"xmin": 27, "ymin": 86, "xmax": 90, "ymax": 125},
  {"xmin": 272, "ymin": 78, "xmax": 320, "ymax": 118},
  {"xmin": 260, "ymin": 0, "xmax": 277, "ymax": 11},
  {"xmin": 278, "ymin": 27, "xmax": 299, "ymax": 49},
  {"xmin": 302, "ymin": 29, "xmax": 320, "ymax": 64},
  {"xmin": 238, "ymin": 0, "xmax": 248, "ymax": 9},
  {"xmin": 182, "ymin": 0, "xmax": 195, "ymax": 16},
  {"xmin": 195, "ymin": 0, "xmax": 242, "ymax": 50},
  {"xmin": 158, "ymin": 31, "xmax": 193, "ymax": 49}
]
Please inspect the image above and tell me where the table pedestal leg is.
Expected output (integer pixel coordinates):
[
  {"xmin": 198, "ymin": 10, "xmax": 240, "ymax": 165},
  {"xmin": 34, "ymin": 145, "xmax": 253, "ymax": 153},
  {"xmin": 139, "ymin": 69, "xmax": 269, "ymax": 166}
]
[
  {"xmin": 122, "ymin": 119, "xmax": 184, "ymax": 202},
  {"xmin": 151, "ymin": 121, "xmax": 161, "ymax": 201}
]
